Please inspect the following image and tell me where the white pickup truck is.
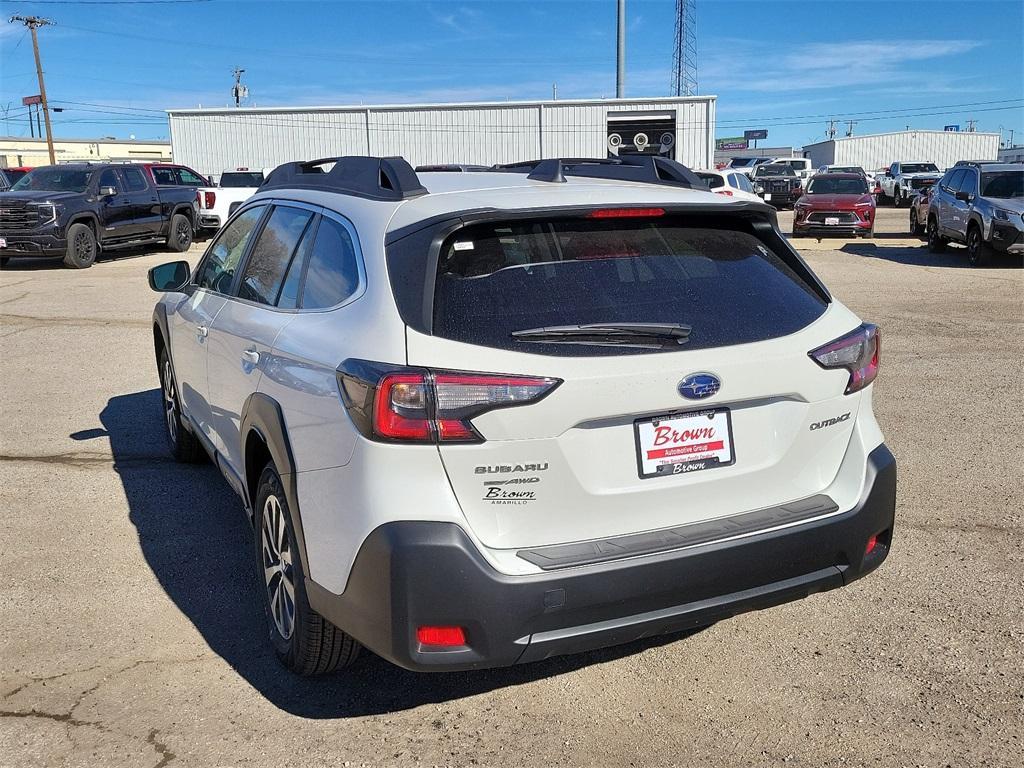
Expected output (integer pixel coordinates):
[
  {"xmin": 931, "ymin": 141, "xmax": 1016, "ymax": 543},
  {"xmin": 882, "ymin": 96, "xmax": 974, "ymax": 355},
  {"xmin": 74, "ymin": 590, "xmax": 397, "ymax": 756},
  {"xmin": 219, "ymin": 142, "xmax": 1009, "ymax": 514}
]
[
  {"xmin": 878, "ymin": 161, "xmax": 942, "ymax": 208},
  {"xmin": 197, "ymin": 167, "xmax": 270, "ymax": 231}
]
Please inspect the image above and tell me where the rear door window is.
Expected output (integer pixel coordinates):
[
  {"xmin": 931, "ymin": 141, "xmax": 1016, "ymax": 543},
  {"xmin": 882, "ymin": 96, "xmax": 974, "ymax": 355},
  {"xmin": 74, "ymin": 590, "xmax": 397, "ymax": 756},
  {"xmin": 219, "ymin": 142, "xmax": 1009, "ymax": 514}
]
[
  {"xmin": 122, "ymin": 167, "xmax": 148, "ymax": 192},
  {"xmin": 430, "ymin": 215, "xmax": 827, "ymax": 356},
  {"xmin": 299, "ymin": 216, "xmax": 361, "ymax": 309},
  {"xmin": 236, "ymin": 205, "xmax": 314, "ymax": 306}
]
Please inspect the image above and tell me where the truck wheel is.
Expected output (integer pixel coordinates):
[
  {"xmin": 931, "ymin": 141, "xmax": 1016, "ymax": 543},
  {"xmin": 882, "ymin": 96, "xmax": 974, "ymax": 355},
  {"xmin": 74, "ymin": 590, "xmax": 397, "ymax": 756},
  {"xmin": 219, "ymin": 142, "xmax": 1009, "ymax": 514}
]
[
  {"xmin": 893, "ymin": 189, "xmax": 904, "ymax": 208},
  {"xmin": 927, "ymin": 217, "xmax": 947, "ymax": 253},
  {"xmin": 158, "ymin": 348, "xmax": 205, "ymax": 463},
  {"xmin": 966, "ymin": 225, "xmax": 993, "ymax": 267},
  {"xmin": 166, "ymin": 213, "xmax": 194, "ymax": 253},
  {"xmin": 255, "ymin": 462, "xmax": 360, "ymax": 675},
  {"xmin": 63, "ymin": 223, "xmax": 97, "ymax": 269}
]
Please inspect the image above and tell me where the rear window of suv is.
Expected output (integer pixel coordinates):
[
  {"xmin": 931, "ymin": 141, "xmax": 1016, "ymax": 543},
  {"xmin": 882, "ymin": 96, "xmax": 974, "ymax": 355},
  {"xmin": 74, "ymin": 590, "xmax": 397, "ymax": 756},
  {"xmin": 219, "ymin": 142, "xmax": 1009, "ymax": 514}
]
[{"xmin": 428, "ymin": 214, "xmax": 827, "ymax": 356}]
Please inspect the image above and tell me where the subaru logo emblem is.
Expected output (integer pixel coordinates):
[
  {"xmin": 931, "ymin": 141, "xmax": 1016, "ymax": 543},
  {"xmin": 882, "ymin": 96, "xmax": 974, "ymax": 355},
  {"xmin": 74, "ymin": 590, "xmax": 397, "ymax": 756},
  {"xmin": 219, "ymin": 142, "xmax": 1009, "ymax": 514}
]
[{"xmin": 678, "ymin": 373, "xmax": 721, "ymax": 400}]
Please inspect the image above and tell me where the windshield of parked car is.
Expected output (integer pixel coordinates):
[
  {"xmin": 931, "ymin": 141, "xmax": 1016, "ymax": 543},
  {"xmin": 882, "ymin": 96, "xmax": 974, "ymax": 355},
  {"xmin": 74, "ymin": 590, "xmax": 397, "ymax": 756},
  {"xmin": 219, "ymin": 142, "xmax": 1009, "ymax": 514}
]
[
  {"xmin": 10, "ymin": 167, "xmax": 93, "ymax": 193},
  {"xmin": 901, "ymin": 163, "xmax": 939, "ymax": 174},
  {"xmin": 695, "ymin": 172, "xmax": 725, "ymax": 189},
  {"xmin": 728, "ymin": 158, "xmax": 757, "ymax": 168},
  {"xmin": 220, "ymin": 172, "xmax": 265, "ymax": 187},
  {"xmin": 829, "ymin": 166, "xmax": 865, "ymax": 175},
  {"xmin": 980, "ymin": 171, "xmax": 1024, "ymax": 198},
  {"xmin": 807, "ymin": 177, "xmax": 869, "ymax": 195},
  {"xmin": 4, "ymin": 169, "xmax": 29, "ymax": 184},
  {"xmin": 753, "ymin": 165, "xmax": 795, "ymax": 177}
]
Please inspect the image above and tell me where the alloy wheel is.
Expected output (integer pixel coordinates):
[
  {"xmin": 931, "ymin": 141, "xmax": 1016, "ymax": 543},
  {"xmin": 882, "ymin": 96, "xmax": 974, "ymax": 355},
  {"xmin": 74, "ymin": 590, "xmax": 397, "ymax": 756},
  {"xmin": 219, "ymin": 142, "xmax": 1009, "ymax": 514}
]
[
  {"xmin": 74, "ymin": 230, "xmax": 95, "ymax": 261},
  {"xmin": 176, "ymin": 220, "xmax": 191, "ymax": 247},
  {"xmin": 967, "ymin": 229, "xmax": 979, "ymax": 265},
  {"xmin": 162, "ymin": 358, "xmax": 179, "ymax": 445},
  {"xmin": 261, "ymin": 494, "xmax": 295, "ymax": 640}
]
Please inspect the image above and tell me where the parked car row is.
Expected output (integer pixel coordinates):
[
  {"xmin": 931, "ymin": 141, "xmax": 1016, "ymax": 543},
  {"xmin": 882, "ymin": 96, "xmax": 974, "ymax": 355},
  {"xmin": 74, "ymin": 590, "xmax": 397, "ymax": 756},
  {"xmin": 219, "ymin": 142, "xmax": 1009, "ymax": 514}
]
[{"xmin": 0, "ymin": 162, "xmax": 203, "ymax": 268}]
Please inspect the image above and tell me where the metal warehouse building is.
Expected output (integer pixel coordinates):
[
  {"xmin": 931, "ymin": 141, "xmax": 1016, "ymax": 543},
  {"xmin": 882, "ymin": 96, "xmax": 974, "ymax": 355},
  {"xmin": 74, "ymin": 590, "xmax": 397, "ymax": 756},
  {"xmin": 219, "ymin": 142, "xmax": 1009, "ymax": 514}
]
[
  {"xmin": 802, "ymin": 130, "xmax": 1000, "ymax": 171},
  {"xmin": 167, "ymin": 96, "xmax": 716, "ymax": 177}
]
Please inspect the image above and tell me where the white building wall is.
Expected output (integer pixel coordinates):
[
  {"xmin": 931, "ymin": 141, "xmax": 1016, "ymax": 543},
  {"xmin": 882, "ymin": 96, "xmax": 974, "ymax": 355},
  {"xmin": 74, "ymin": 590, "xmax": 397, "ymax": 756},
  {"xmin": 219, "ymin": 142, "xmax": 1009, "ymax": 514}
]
[
  {"xmin": 167, "ymin": 97, "xmax": 716, "ymax": 177},
  {"xmin": 802, "ymin": 131, "xmax": 1000, "ymax": 171}
]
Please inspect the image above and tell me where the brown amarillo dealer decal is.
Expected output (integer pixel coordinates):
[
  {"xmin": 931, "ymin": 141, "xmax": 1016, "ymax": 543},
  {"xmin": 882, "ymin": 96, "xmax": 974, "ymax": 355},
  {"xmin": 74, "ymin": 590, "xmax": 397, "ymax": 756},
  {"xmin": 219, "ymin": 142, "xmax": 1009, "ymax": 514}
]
[{"xmin": 475, "ymin": 463, "xmax": 547, "ymax": 504}]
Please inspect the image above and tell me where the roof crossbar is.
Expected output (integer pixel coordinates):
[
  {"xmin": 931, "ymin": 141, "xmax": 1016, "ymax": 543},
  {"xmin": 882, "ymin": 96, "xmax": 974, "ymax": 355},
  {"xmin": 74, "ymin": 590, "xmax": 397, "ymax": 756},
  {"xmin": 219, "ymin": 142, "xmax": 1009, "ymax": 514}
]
[
  {"xmin": 492, "ymin": 156, "xmax": 703, "ymax": 189},
  {"xmin": 261, "ymin": 156, "xmax": 428, "ymax": 201}
]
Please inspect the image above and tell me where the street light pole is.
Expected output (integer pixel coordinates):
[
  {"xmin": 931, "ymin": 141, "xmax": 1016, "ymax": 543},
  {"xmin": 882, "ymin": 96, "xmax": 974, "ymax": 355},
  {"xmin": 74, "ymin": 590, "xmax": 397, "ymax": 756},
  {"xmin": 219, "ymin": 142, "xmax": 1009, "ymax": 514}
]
[{"xmin": 10, "ymin": 15, "xmax": 56, "ymax": 165}]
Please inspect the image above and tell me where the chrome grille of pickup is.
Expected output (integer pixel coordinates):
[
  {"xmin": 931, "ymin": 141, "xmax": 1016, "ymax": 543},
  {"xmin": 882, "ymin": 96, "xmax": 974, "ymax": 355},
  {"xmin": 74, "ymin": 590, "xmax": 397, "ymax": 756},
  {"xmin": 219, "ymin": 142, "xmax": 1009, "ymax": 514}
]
[
  {"xmin": 0, "ymin": 205, "xmax": 40, "ymax": 231},
  {"xmin": 910, "ymin": 178, "xmax": 936, "ymax": 190}
]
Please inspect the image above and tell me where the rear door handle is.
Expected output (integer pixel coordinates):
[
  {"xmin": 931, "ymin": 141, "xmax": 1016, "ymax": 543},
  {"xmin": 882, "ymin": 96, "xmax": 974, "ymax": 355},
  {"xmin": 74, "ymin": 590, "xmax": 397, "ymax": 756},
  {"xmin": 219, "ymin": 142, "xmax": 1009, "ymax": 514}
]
[
  {"xmin": 241, "ymin": 349, "xmax": 260, "ymax": 365},
  {"xmin": 196, "ymin": 325, "xmax": 208, "ymax": 339}
]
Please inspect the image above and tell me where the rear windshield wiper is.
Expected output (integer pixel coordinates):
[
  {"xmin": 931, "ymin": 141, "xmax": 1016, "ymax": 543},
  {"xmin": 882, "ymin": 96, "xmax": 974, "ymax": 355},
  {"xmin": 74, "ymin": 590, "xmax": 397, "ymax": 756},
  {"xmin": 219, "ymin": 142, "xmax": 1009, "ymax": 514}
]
[{"xmin": 512, "ymin": 322, "xmax": 691, "ymax": 348}]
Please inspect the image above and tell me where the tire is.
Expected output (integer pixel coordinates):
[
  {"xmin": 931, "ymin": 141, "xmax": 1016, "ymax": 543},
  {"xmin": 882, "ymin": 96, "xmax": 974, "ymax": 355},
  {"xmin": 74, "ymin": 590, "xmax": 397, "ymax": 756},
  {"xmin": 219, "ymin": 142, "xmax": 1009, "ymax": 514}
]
[
  {"xmin": 910, "ymin": 209, "xmax": 924, "ymax": 236},
  {"xmin": 0, "ymin": 256, "xmax": 9, "ymax": 268},
  {"xmin": 255, "ymin": 463, "xmax": 360, "ymax": 675},
  {"xmin": 63, "ymin": 222, "xmax": 98, "ymax": 269},
  {"xmin": 166, "ymin": 213, "xmax": 194, "ymax": 253},
  {"xmin": 966, "ymin": 224, "xmax": 993, "ymax": 267},
  {"xmin": 893, "ymin": 188, "xmax": 904, "ymax": 208},
  {"xmin": 926, "ymin": 217, "xmax": 948, "ymax": 253},
  {"xmin": 157, "ymin": 348, "xmax": 205, "ymax": 463}
]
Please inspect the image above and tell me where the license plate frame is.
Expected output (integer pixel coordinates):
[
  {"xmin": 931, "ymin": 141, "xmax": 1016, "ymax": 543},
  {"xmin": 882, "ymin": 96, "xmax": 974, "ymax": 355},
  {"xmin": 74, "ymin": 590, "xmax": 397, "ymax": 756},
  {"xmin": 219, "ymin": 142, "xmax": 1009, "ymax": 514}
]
[{"xmin": 633, "ymin": 408, "xmax": 736, "ymax": 479}]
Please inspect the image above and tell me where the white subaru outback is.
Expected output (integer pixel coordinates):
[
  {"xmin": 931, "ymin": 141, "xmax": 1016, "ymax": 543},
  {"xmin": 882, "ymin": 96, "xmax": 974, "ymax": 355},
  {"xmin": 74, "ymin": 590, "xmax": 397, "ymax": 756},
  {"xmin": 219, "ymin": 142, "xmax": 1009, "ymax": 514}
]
[{"xmin": 149, "ymin": 156, "xmax": 896, "ymax": 675}]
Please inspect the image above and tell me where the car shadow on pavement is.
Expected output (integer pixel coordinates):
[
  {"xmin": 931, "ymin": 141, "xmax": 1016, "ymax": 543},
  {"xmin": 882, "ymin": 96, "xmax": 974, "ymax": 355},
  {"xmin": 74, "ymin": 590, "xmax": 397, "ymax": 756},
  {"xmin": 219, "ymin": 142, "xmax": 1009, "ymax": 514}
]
[
  {"xmin": 840, "ymin": 242, "xmax": 985, "ymax": 268},
  {"xmin": 96, "ymin": 389, "xmax": 702, "ymax": 719}
]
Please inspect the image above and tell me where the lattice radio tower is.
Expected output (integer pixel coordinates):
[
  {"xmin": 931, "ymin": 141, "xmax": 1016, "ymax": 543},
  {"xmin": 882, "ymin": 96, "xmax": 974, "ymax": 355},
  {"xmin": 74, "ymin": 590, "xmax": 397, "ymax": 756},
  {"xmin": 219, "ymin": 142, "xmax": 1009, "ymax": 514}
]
[{"xmin": 671, "ymin": 0, "xmax": 698, "ymax": 97}]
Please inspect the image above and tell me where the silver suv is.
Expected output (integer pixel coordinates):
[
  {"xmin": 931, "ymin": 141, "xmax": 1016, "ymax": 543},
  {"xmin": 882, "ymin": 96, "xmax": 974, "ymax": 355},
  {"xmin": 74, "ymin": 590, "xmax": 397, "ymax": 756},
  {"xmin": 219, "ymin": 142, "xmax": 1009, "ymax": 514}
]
[{"xmin": 927, "ymin": 163, "xmax": 1024, "ymax": 266}]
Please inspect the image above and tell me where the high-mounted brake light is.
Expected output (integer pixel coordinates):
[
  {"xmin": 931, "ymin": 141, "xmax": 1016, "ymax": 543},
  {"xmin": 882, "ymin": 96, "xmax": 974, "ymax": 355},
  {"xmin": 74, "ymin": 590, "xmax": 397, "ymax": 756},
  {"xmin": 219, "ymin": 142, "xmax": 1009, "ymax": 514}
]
[
  {"xmin": 715, "ymin": 190, "xmax": 734, "ymax": 196},
  {"xmin": 417, "ymin": 626, "xmax": 467, "ymax": 647},
  {"xmin": 586, "ymin": 207, "xmax": 665, "ymax": 219},
  {"xmin": 338, "ymin": 362, "xmax": 561, "ymax": 444},
  {"xmin": 809, "ymin": 323, "xmax": 880, "ymax": 394}
]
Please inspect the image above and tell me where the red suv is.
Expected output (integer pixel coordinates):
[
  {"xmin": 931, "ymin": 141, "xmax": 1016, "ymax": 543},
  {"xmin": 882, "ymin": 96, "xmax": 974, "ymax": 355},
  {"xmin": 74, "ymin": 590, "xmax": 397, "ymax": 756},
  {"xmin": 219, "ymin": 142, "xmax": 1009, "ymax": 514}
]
[{"xmin": 793, "ymin": 173, "xmax": 875, "ymax": 239}]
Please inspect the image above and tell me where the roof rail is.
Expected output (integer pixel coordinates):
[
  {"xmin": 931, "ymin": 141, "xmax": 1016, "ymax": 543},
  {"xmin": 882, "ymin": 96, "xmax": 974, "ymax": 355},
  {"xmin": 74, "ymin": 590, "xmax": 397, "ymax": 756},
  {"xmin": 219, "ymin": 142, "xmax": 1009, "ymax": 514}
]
[
  {"xmin": 493, "ymin": 156, "xmax": 703, "ymax": 189},
  {"xmin": 261, "ymin": 156, "xmax": 427, "ymax": 201},
  {"xmin": 414, "ymin": 163, "xmax": 490, "ymax": 173}
]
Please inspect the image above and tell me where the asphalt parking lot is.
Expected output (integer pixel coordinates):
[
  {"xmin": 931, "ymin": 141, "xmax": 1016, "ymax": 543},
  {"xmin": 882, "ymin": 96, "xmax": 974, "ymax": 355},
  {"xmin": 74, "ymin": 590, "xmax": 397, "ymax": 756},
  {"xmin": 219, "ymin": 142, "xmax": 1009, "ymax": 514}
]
[{"xmin": 1, "ymin": 206, "xmax": 1022, "ymax": 768}]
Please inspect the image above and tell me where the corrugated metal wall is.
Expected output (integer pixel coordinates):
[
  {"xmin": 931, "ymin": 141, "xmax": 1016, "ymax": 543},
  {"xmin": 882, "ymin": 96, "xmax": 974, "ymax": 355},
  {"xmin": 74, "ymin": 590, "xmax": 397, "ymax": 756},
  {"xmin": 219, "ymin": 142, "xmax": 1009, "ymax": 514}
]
[
  {"xmin": 167, "ymin": 97, "xmax": 715, "ymax": 176},
  {"xmin": 803, "ymin": 132, "xmax": 1000, "ymax": 171}
]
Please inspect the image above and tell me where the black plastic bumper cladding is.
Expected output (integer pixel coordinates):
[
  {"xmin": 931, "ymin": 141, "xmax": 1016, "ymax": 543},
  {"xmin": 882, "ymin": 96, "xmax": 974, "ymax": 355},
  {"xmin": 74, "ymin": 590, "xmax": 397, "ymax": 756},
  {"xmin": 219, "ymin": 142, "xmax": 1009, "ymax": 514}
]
[{"xmin": 305, "ymin": 445, "xmax": 896, "ymax": 672}]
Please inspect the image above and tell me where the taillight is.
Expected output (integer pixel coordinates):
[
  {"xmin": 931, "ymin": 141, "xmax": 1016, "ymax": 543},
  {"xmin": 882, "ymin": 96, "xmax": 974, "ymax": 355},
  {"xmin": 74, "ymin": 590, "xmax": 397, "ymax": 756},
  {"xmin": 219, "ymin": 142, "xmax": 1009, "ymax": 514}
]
[
  {"xmin": 586, "ymin": 207, "xmax": 665, "ymax": 218},
  {"xmin": 203, "ymin": 190, "xmax": 216, "ymax": 209},
  {"xmin": 338, "ymin": 361, "xmax": 560, "ymax": 443},
  {"xmin": 809, "ymin": 324, "xmax": 880, "ymax": 394}
]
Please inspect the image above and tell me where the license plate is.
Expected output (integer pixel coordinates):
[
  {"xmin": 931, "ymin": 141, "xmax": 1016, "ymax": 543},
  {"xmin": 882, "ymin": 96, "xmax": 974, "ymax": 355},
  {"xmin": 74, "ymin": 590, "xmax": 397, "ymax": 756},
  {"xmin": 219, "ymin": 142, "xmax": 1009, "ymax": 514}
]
[
  {"xmin": 825, "ymin": 217, "xmax": 840, "ymax": 225},
  {"xmin": 634, "ymin": 408, "xmax": 735, "ymax": 479},
  {"xmin": 0, "ymin": 237, "xmax": 6, "ymax": 248},
  {"xmin": 763, "ymin": 193, "xmax": 772, "ymax": 201}
]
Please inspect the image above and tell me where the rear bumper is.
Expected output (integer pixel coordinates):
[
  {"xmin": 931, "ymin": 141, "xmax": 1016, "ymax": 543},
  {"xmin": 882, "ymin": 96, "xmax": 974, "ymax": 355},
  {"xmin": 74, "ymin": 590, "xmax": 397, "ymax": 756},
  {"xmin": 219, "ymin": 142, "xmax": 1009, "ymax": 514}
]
[
  {"xmin": 0, "ymin": 228, "xmax": 66, "ymax": 257},
  {"xmin": 308, "ymin": 444, "xmax": 896, "ymax": 672}
]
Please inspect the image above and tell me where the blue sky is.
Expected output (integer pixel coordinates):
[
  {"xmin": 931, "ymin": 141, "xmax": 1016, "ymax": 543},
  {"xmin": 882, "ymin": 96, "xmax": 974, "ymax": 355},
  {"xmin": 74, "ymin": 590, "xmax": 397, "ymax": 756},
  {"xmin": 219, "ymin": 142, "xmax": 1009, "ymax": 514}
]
[{"xmin": 1, "ymin": 0, "xmax": 1021, "ymax": 149}]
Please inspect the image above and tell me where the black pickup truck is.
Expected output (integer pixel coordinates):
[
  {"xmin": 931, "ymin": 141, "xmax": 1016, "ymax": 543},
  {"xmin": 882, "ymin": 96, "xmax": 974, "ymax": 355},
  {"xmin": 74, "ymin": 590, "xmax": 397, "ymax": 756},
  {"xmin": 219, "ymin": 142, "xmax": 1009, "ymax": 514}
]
[
  {"xmin": 0, "ymin": 163, "xmax": 198, "ymax": 268},
  {"xmin": 751, "ymin": 163, "xmax": 804, "ymax": 209}
]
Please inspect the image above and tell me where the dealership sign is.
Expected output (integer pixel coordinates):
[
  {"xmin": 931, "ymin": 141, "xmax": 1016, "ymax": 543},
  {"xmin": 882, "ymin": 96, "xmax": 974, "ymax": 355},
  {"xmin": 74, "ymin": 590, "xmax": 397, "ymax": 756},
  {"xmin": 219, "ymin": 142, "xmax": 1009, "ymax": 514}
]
[
  {"xmin": 744, "ymin": 129, "xmax": 768, "ymax": 140},
  {"xmin": 716, "ymin": 137, "xmax": 748, "ymax": 150},
  {"xmin": 944, "ymin": 125, "xmax": 960, "ymax": 132}
]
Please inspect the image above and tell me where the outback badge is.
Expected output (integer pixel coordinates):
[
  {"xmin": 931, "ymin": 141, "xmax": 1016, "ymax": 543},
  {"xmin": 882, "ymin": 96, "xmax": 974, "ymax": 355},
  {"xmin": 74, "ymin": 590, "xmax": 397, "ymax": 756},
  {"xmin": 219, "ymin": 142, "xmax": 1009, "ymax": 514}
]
[{"xmin": 678, "ymin": 373, "xmax": 721, "ymax": 400}]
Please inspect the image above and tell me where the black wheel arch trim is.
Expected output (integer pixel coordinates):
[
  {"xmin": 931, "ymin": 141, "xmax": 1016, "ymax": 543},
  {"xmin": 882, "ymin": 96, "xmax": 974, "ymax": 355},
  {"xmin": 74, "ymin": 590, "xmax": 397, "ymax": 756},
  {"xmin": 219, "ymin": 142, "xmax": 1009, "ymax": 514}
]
[{"xmin": 239, "ymin": 392, "xmax": 309, "ymax": 570}]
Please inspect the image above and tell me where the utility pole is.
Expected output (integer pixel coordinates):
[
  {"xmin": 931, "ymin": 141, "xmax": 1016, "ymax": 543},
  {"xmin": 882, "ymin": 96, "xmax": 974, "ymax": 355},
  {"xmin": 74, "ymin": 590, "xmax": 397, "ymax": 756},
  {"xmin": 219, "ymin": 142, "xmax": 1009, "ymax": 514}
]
[
  {"xmin": 826, "ymin": 120, "xmax": 836, "ymax": 139},
  {"xmin": 232, "ymin": 67, "xmax": 248, "ymax": 107},
  {"xmin": 966, "ymin": 119, "xmax": 977, "ymax": 132},
  {"xmin": 9, "ymin": 15, "xmax": 56, "ymax": 165},
  {"xmin": 845, "ymin": 120, "xmax": 857, "ymax": 137},
  {"xmin": 616, "ymin": 0, "xmax": 625, "ymax": 98}
]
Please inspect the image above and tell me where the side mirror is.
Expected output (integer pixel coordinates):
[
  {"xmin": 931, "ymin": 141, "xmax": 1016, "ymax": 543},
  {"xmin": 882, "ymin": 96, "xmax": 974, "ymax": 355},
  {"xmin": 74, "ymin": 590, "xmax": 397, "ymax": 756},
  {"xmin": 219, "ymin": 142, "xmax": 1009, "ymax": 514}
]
[
  {"xmin": 99, "ymin": 185, "xmax": 117, "ymax": 197},
  {"xmin": 148, "ymin": 261, "xmax": 190, "ymax": 292},
  {"xmin": 955, "ymin": 190, "xmax": 973, "ymax": 203}
]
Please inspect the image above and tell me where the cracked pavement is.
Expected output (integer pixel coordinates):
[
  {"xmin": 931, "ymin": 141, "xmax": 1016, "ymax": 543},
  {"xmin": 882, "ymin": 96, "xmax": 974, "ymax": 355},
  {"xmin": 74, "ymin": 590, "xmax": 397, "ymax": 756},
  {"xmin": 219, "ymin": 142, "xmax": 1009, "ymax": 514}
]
[{"xmin": 1, "ymin": 209, "xmax": 1022, "ymax": 767}]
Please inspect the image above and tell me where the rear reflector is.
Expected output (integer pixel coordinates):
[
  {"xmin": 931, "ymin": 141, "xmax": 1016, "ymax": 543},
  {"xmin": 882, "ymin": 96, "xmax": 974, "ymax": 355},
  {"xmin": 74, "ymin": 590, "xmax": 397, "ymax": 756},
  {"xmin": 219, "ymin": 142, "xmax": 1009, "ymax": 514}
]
[
  {"xmin": 809, "ymin": 323, "xmax": 880, "ymax": 394},
  {"xmin": 417, "ymin": 626, "xmax": 467, "ymax": 647},
  {"xmin": 865, "ymin": 534, "xmax": 878, "ymax": 555},
  {"xmin": 586, "ymin": 207, "xmax": 665, "ymax": 219}
]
